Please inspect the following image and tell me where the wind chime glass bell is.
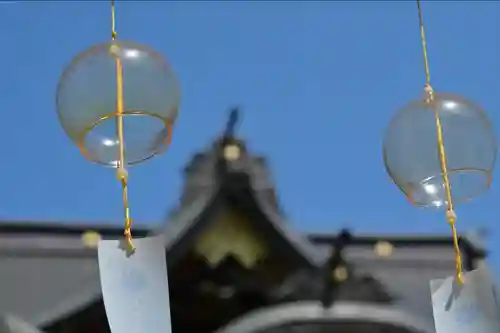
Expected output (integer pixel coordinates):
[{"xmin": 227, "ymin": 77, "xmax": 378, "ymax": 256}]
[
  {"xmin": 56, "ymin": 40, "xmax": 180, "ymax": 166},
  {"xmin": 383, "ymin": 92, "xmax": 497, "ymax": 208}
]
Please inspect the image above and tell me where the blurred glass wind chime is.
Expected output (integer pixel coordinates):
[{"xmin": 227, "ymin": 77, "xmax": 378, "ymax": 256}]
[
  {"xmin": 56, "ymin": 0, "xmax": 181, "ymax": 254},
  {"xmin": 383, "ymin": 0, "xmax": 497, "ymax": 285}
]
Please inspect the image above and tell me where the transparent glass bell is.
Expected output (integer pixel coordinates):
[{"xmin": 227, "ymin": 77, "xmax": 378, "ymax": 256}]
[
  {"xmin": 383, "ymin": 92, "xmax": 497, "ymax": 208},
  {"xmin": 56, "ymin": 40, "xmax": 180, "ymax": 167}
]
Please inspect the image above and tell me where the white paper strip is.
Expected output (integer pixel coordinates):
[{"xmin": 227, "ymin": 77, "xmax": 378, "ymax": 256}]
[
  {"xmin": 430, "ymin": 267, "xmax": 500, "ymax": 333},
  {"xmin": 98, "ymin": 235, "xmax": 171, "ymax": 333}
]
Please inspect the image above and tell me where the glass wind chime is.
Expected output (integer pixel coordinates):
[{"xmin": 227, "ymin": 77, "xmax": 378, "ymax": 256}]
[
  {"xmin": 383, "ymin": 0, "xmax": 497, "ymax": 284},
  {"xmin": 56, "ymin": 0, "xmax": 181, "ymax": 255}
]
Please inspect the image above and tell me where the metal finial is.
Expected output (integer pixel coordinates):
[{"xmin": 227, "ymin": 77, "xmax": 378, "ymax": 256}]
[
  {"xmin": 337, "ymin": 228, "xmax": 352, "ymax": 245},
  {"xmin": 224, "ymin": 106, "xmax": 240, "ymax": 139},
  {"xmin": 321, "ymin": 229, "xmax": 352, "ymax": 308}
]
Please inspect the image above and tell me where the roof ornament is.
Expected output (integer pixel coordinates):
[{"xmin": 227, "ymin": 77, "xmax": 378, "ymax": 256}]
[
  {"xmin": 223, "ymin": 106, "xmax": 240, "ymax": 142},
  {"xmin": 220, "ymin": 107, "xmax": 243, "ymax": 162},
  {"xmin": 321, "ymin": 229, "xmax": 352, "ymax": 308}
]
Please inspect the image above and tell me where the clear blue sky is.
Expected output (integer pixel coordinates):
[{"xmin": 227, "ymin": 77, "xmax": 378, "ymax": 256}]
[{"xmin": 0, "ymin": 1, "xmax": 498, "ymax": 267}]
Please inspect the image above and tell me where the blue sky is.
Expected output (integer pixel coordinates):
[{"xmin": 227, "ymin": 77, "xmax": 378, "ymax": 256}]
[{"xmin": 0, "ymin": 1, "xmax": 498, "ymax": 268}]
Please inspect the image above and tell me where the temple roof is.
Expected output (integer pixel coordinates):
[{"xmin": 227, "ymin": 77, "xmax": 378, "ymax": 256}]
[
  {"xmin": 0, "ymin": 219, "xmax": 487, "ymax": 329},
  {"xmin": 0, "ymin": 108, "xmax": 489, "ymax": 331},
  {"xmin": 162, "ymin": 107, "xmax": 329, "ymax": 266},
  {"xmin": 173, "ymin": 108, "xmax": 282, "ymax": 214}
]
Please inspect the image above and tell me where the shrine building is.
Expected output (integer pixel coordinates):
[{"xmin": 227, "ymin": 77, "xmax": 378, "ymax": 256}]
[{"xmin": 0, "ymin": 111, "xmax": 487, "ymax": 333}]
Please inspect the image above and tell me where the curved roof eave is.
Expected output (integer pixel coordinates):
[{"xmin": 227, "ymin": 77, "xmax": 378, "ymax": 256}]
[
  {"xmin": 249, "ymin": 189, "xmax": 330, "ymax": 266},
  {"xmin": 216, "ymin": 301, "xmax": 435, "ymax": 333},
  {"xmin": 30, "ymin": 183, "xmax": 325, "ymax": 328}
]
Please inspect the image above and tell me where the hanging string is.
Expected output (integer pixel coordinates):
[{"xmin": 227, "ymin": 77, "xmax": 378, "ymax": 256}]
[
  {"xmin": 111, "ymin": 0, "xmax": 117, "ymax": 40},
  {"xmin": 111, "ymin": 0, "xmax": 135, "ymax": 254},
  {"xmin": 417, "ymin": 0, "xmax": 462, "ymax": 284}
]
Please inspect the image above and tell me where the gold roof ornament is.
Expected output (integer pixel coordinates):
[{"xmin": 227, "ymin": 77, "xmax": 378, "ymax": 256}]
[
  {"xmin": 374, "ymin": 241, "xmax": 393, "ymax": 258},
  {"xmin": 82, "ymin": 230, "xmax": 102, "ymax": 248},
  {"xmin": 223, "ymin": 144, "xmax": 241, "ymax": 161},
  {"xmin": 333, "ymin": 266, "xmax": 349, "ymax": 283},
  {"xmin": 194, "ymin": 209, "xmax": 268, "ymax": 269}
]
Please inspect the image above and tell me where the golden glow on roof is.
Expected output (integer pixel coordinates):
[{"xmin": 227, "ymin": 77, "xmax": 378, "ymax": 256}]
[
  {"xmin": 333, "ymin": 265, "xmax": 348, "ymax": 282},
  {"xmin": 374, "ymin": 241, "xmax": 393, "ymax": 257},
  {"xmin": 223, "ymin": 144, "xmax": 241, "ymax": 161},
  {"xmin": 82, "ymin": 230, "xmax": 102, "ymax": 248}
]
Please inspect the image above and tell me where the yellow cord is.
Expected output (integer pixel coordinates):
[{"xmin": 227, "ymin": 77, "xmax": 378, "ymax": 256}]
[
  {"xmin": 111, "ymin": 0, "xmax": 135, "ymax": 254},
  {"xmin": 111, "ymin": 0, "xmax": 117, "ymax": 41},
  {"xmin": 417, "ymin": 0, "xmax": 462, "ymax": 284}
]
